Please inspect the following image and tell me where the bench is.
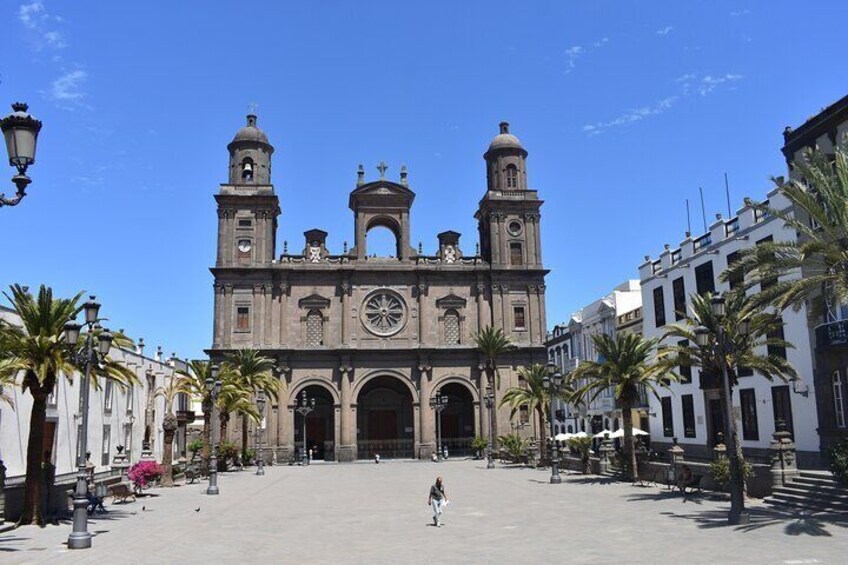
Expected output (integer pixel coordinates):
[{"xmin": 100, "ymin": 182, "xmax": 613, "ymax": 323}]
[
  {"xmin": 87, "ymin": 491, "xmax": 107, "ymax": 515},
  {"xmin": 185, "ymin": 468, "xmax": 200, "ymax": 484},
  {"xmin": 677, "ymin": 474, "xmax": 703, "ymax": 494},
  {"xmin": 109, "ymin": 483, "xmax": 136, "ymax": 503}
]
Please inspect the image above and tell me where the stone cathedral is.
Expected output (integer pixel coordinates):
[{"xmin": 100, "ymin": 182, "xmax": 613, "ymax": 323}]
[{"xmin": 210, "ymin": 114, "xmax": 549, "ymax": 461}]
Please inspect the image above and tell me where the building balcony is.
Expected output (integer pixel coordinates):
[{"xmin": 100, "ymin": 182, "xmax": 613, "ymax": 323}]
[{"xmin": 816, "ymin": 320, "xmax": 848, "ymax": 348}]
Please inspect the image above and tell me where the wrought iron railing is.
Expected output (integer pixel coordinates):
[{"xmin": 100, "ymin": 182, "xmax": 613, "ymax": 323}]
[
  {"xmin": 357, "ymin": 439, "xmax": 414, "ymax": 459},
  {"xmin": 816, "ymin": 320, "xmax": 848, "ymax": 347},
  {"xmin": 440, "ymin": 437, "xmax": 474, "ymax": 457}
]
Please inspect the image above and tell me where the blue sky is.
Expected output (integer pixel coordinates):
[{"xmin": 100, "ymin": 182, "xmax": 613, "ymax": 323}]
[{"xmin": 2, "ymin": 1, "xmax": 847, "ymax": 360}]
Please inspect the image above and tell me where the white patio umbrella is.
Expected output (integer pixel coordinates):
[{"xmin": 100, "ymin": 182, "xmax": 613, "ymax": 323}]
[
  {"xmin": 592, "ymin": 430, "xmax": 612, "ymax": 439},
  {"xmin": 554, "ymin": 433, "xmax": 573, "ymax": 442},
  {"xmin": 608, "ymin": 427, "xmax": 650, "ymax": 439},
  {"xmin": 571, "ymin": 431, "xmax": 589, "ymax": 438}
]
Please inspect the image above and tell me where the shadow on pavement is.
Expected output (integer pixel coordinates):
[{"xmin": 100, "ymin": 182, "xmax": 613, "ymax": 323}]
[{"xmin": 660, "ymin": 505, "xmax": 848, "ymax": 536}]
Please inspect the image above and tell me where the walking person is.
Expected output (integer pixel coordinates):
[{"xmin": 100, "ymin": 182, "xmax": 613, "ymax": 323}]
[{"xmin": 428, "ymin": 476, "xmax": 448, "ymax": 527}]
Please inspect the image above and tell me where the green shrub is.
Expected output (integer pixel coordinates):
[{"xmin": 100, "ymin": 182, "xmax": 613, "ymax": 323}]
[
  {"xmin": 827, "ymin": 440, "xmax": 848, "ymax": 486},
  {"xmin": 498, "ymin": 433, "xmax": 529, "ymax": 460},
  {"xmin": 217, "ymin": 441, "xmax": 239, "ymax": 470},
  {"xmin": 709, "ymin": 457, "xmax": 752, "ymax": 489},
  {"xmin": 472, "ymin": 436, "xmax": 489, "ymax": 452},
  {"xmin": 188, "ymin": 438, "xmax": 204, "ymax": 456}
]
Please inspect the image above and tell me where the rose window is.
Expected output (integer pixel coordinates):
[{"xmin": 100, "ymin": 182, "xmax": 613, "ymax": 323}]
[{"xmin": 362, "ymin": 290, "xmax": 407, "ymax": 337}]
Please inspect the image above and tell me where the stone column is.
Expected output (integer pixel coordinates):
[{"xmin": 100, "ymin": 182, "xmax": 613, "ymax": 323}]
[
  {"xmin": 222, "ymin": 285, "xmax": 233, "ymax": 348},
  {"xmin": 532, "ymin": 212, "xmax": 542, "ymax": 266},
  {"xmin": 524, "ymin": 213, "xmax": 537, "ymax": 265},
  {"xmin": 475, "ymin": 282, "xmax": 485, "ymax": 332},
  {"xmin": 213, "ymin": 284, "xmax": 224, "ymax": 347},
  {"xmin": 338, "ymin": 364, "xmax": 355, "ymax": 462},
  {"xmin": 225, "ymin": 211, "xmax": 235, "ymax": 266},
  {"xmin": 280, "ymin": 282, "xmax": 289, "ymax": 346},
  {"xmin": 216, "ymin": 209, "xmax": 226, "ymax": 266},
  {"xmin": 527, "ymin": 285, "xmax": 537, "ymax": 345},
  {"xmin": 253, "ymin": 285, "xmax": 263, "ymax": 348},
  {"xmin": 340, "ymin": 278, "xmax": 351, "ymax": 345},
  {"xmin": 417, "ymin": 281, "xmax": 428, "ymax": 345},
  {"xmin": 598, "ymin": 432, "xmax": 614, "ymax": 474},
  {"xmin": 418, "ymin": 363, "xmax": 434, "ymax": 459},
  {"xmin": 668, "ymin": 437, "xmax": 685, "ymax": 486},
  {"xmin": 489, "ymin": 213, "xmax": 500, "ymax": 264},
  {"xmin": 769, "ymin": 420, "xmax": 799, "ymax": 487},
  {"xmin": 0, "ymin": 459, "xmax": 6, "ymax": 525},
  {"xmin": 537, "ymin": 284, "xmax": 547, "ymax": 344},
  {"xmin": 264, "ymin": 285, "xmax": 272, "ymax": 346}
]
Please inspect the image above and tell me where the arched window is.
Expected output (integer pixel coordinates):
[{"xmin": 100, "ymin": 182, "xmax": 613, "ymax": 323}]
[
  {"xmin": 834, "ymin": 371, "xmax": 846, "ymax": 428},
  {"xmin": 567, "ymin": 424, "xmax": 574, "ymax": 434},
  {"xmin": 241, "ymin": 157, "xmax": 254, "ymax": 181},
  {"xmin": 306, "ymin": 309, "xmax": 323, "ymax": 346},
  {"xmin": 505, "ymin": 164, "xmax": 518, "ymax": 188},
  {"xmin": 444, "ymin": 309, "xmax": 460, "ymax": 345}
]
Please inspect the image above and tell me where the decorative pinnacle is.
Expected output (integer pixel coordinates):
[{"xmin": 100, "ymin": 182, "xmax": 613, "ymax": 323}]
[
  {"xmin": 357, "ymin": 164, "xmax": 365, "ymax": 186},
  {"xmin": 12, "ymin": 102, "xmax": 29, "ymax": 112},
  {"xmin": 376, "ymin": 161, "xmax": 388, "ymax": 178},
  {"xmin": 400, "ymin": 165, "xmax": 408, "ymax": 186},
  {"xmin": 499, "ymin": 121, "xmax": 510, "ymax": 134}
]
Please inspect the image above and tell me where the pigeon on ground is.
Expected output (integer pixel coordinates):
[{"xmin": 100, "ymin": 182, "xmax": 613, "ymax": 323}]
[
  {"xmin": 142, "ymin": 505, "xmax": 146, "ymax": 512},
  {"xmin": 195, "ymin": 507, "xmax": 201, "ymax": 512}
]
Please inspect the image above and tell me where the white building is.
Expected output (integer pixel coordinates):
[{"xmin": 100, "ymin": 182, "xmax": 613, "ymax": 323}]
[
  {"xmin": 0, "ymin": 306, "xmax": 187, "ymax": 482},
  {"xmin": 638, "ymin": 189, "xmax": 821, "ymax": 466},
  {"xmin": 546, "ymin": 280, "xmax": 645, "ymax": 437}
]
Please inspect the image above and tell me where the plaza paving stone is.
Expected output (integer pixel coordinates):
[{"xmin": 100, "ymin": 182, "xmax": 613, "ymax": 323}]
[{"xmin": 1, "ymin": 459, "xmax": 846, "ymax": 564}]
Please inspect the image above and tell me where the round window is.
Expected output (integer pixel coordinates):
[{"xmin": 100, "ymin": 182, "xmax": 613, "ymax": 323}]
[
  {"xmin": 507, "ymin": 220, "xmax": 523, "ymax": 236},
  {"xmin": 361, "ymin": 289, "xmax": 407, "ymax": 337}
]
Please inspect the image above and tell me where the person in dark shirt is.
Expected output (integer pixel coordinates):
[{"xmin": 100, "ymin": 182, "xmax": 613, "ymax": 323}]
[{"xmin": 427, "ymin": 476, "xmax": 448, "ymax": 527}]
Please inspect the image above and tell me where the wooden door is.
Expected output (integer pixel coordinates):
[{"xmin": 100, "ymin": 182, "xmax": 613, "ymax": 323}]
[{"xmin": 306, "ymin": 417, "xmax": 326, "ymax": 459}]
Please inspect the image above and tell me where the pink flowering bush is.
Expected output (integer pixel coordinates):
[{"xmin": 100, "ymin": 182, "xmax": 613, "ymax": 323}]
[{"xmin": 127, "ymin": 461, "xmax": 163, "ymax": 490}]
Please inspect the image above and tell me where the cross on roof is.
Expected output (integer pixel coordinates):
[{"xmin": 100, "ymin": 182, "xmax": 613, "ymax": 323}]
[
  {"xmin": 376, "ymin": 161, "xmax": 388, "ymax": 178},
  {"xmin": 247, "ymin": 101, "xmax": 258, "ymax": 114}
]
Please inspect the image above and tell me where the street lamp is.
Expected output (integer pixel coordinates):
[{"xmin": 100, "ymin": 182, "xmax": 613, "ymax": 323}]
[
  {"xmin": 693, "ymin": 293, "xmax": 751, "ymax": 525},
  {"xmin": 63, "ymin": 296, "xmax": 113, "ymax": 550},
  {"xmin": 544, "ymin": 363, "xmax": 564, "ymax": 484},
  {"xmin": 429, "ymin": 390, "xmax": 449, "ymax": 462},
  {"xmin": 255, "ymin": 391, "xmax": 266, "ymax": 476},
  {"xmin": 484, "ymin": 384, "xmax": 495, "ymax": 469},
  {"xmin": 296, "ymin": 390, "xmax": 316, "ymax": 465},
  {"xmin": 0, "ymin": 103, "xmax": 42, "ymax": 208},
  {"xmin": 205, "ymin": 367, "xmax": 222, "ymax": 495}
]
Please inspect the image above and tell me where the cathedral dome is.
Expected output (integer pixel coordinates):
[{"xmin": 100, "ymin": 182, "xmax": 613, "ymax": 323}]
[
  {"xmin": 487, "ymin": 121, "xmax": 524, "ymax": 151},
  {"xmin": 232, "ymin": 113, "xmax": 269, "ymax": 145}
]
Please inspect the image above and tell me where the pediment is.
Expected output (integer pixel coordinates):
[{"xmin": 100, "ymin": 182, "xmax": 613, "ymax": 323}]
[
  {"xmin": 298, "ymin": 293, "xmax": 331, "ymax": 309},
  {"xmin": 349, "ymin": 180, "xmax": 416, "ymax": 210},
  {"xmin": 436, "ymin": 293, "xmax": 467, "ymax": 309}
]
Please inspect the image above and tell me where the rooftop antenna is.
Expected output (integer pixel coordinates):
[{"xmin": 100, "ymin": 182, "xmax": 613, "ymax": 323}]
[
  {"xmin": 698, "ymin": 186, "xmax": 707, "ymax": 232},
  {"xmin": 685, "ymin": 199, "xmax": 691, "ymax": 234},
  {"xmin": 724, "ymin": 172, "xmax": 732, "ymax": 217}
]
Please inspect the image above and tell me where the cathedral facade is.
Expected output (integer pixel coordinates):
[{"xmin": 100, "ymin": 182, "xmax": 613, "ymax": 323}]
[{"xmin": 209, "ymin": 115, "xmax": 549, "ymax": 461}]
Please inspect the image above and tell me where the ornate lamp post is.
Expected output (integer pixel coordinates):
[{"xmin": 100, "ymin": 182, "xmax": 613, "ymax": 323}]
[
  {"xmin": 543, "ymin": 363, "xmax": 564, "ymax": 484},
  {"xmin": 694, "ymin": 294, "xmax": 751, "ymax": 525},
  {"xmin": 429, "ymin": 390, "xmax": 449, "ymax": 462},
  {"xmin": 255, "ymin": 391, "xmax": 266, "ymax": 476},
  {"xmin": 0, "ymin": 103, "xmax": 42, "ymax": 208},
  {"xmin": 484, "ymin": 384, "xmax": 495, "ymax": 469},
  {"xmin": 63, "ymin": 297, "xmax": 113, "ymax": 550},
  {"xmin": 296, "ymin": 390, "xmax": 316, "ymax": 465},
  {"xmin": 205, "ymin": 367, "xmax": 222, "ymax": 495}
]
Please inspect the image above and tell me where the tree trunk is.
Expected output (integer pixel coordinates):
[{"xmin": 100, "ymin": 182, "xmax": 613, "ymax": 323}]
[
  {"xmin": 241, "ymin": 413, "xmax": 249, "ymax": 462},
  {"xmin": 20, "ymin": 375, "xmax": 52, "ymax": 526},
  {"xmin": 201, "ymin": 397, "xmax": 211, "ymax": 473},
  {"xmin": 486, "ymin": 367, "xmax": 498, "ymax": 444},
  {"xmin": 621, "ymin": 402, "xmax": 638, "ymax": 483},
  {"xmin": 220, "ymin": 412, "xmax": 229, "ymax": 443},
  {"xmin": 537, "ymin": 406, "xmax": 547, "ymax": 463},
  {"xmin": 160, "ymin": 413, "xmax": 178, "ymax": 487}
]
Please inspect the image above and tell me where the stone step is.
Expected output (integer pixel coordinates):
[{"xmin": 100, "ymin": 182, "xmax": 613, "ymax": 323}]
[
  {"xmin": 792, "ymin": 476, "xmax": 842, "ymax": 489},
  {"xmin": 767, "ymin": 491, "xmax": 848, "ymax": 512},
  {"xmin": 774, "ymin": 483, "xmax": 848, "ymax": 497},
  {"xmin": 764, "ymin": 498, "xmax": 848, "ymax": 514},
  {"xmin": 771, "ymin": 489, "xmax": 848, "ymax": 506}
]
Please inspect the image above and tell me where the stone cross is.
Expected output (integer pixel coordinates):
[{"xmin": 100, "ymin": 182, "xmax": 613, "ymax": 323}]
[
  {"xmin": 376, "ymin": 161, "xmax": 388, "ymax": 178},
  {"xmin": 247, "ymin": 101, "xmax": 258, "ymax": 114}
]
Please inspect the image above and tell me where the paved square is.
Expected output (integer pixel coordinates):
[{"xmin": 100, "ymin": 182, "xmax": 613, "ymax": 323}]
[{"xmin": 1, "ymin": 460, "xmax": 847, "ymax": 564}]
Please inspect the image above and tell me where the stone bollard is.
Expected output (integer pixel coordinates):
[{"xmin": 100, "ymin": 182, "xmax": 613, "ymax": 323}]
[
  {"xmin": 770, "ymin": 420, "xmax": 799, "ymax": 487},
  {"xmin": 713, "ymin": 433, "xmax": 727, "ymax": 461},
  {"xmin": 112, "ymin": 445, "xmax": 131, "ymax": 482},
  {"xmin": 598, "ymin": 433, "xmax": 614, "ymax": 474},
  {"xmin": 0, "ymin": 459, "xmax": 6, "ymax": 525},
  {"xmin": 668, "ymin": 437, "xmax": 685, "ymax": 487}
]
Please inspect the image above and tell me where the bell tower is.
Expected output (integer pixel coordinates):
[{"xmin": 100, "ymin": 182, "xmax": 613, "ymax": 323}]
[
  {"xmin": 476, "ymin": 121, "xmax": 542, "ymax": 269},
  {"xmin": 215, "ymin": 112, "xmax": 279, "ymax": 267}
]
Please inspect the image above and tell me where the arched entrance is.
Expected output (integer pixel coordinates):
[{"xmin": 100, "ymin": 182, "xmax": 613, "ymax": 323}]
[
  {"xmin": 437, "ymin": 383, "xmax": 476, "ymax": 457},
  {"xmin": 293, "ymin": 385, "xmax": 335, "ymax": 461},
  {"xmin": 356, "ymin": 375, "xmax": 414, "ymax": 459}
]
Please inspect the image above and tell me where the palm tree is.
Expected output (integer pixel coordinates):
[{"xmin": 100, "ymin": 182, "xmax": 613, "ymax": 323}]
[
  {"xmin": 221, "ymin": 349, "xmax": 280, "ymax": 462},
  {"xmin": 659, "ymin": 291, "xmax": 797, "ymax": 479},
  {"xmin": 722, "ymin": 144, "xmax": 848, "ymax": 319},
  {"xmin": 154, "ymin": 374, "xmax": 191, "ymax": 486},
  {"xmin": 473, "ymin": 327, "xmax": 514, "ymax": 447},
  {"xmin": 500, "ymin": 363, "xmax": 572, "ymax": 462},
  {"xmin": 176, "ymin": 360, "xmax": 216, "ymax": 467},
  {"xmin": 0, "ymin": 284, "xmax": 136, "ymax": 525},
  {"xmin": 216, "ymin": 373, "xmax": 259, "ymax": 445},
  {"xmin": 570, "ymin": 332, "xmax": 672, "ymax": 482}
]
